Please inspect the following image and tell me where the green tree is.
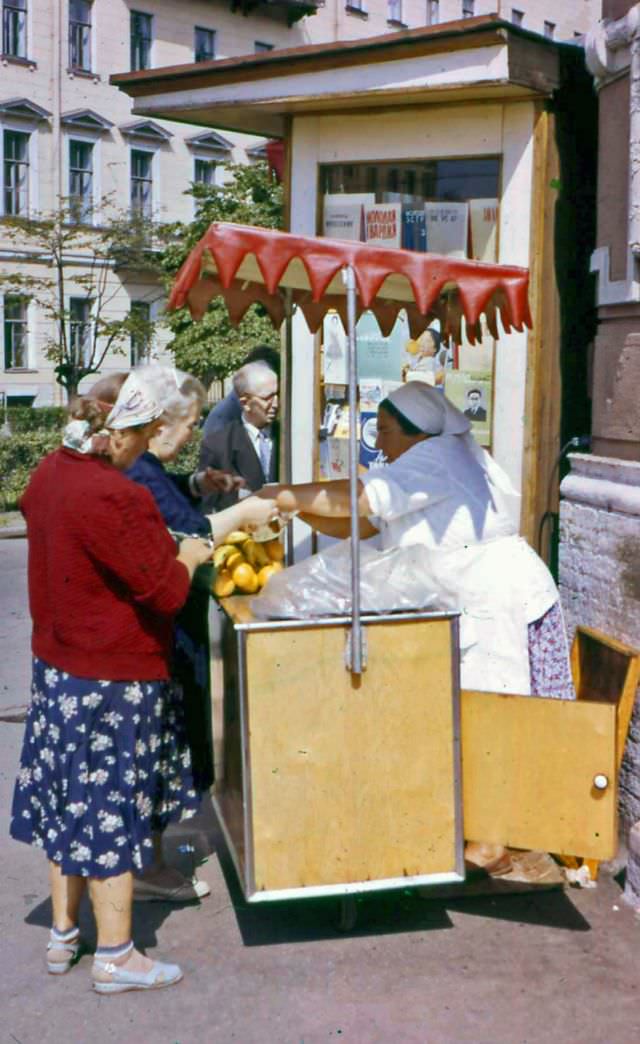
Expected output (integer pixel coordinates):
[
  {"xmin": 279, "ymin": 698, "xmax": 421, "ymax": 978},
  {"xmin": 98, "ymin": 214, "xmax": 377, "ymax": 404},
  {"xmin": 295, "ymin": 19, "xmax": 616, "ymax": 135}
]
[
  {"xmin": 0, "ymin": 198, "xmax": 168, "ymax": 399},
  {"xmin": 161, "ymin": 161, "xmax": 284, "ymax": 384}
]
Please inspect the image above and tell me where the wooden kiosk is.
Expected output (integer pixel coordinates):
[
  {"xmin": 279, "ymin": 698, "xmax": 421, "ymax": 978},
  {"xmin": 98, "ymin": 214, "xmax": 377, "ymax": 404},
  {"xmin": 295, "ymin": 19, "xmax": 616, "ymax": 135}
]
[{"xmin": 168, "ymin": 224, "xmax": 637, "ymax": 904}]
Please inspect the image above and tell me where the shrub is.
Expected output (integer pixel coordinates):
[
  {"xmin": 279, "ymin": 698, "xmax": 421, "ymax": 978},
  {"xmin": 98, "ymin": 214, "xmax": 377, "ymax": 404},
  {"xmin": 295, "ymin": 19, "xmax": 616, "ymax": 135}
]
[
  {"xmin": 0, "ymin": 426, "xmax": 202, "ymax": 510},
  {"xmin": 6, "ymin": 406, "xmax": 67, "ymax": 433},
  {"xmin": 0, "ymin": 431, "xmax": 61, "ymax": 510}
]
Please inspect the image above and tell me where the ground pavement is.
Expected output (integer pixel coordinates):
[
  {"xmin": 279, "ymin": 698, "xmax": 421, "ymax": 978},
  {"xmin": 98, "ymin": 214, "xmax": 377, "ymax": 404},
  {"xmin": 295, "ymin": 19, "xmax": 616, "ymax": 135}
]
[{"xmin": 1, "ymin": 537, "xmax": 640, "ymax": 1044}]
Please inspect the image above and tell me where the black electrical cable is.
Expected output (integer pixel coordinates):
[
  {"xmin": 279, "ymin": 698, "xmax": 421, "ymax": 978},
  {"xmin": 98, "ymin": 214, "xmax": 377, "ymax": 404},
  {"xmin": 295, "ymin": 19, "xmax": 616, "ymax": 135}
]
[{"xmin": 537, "ymin": 435, "xmax": 591, "ymax": 554}]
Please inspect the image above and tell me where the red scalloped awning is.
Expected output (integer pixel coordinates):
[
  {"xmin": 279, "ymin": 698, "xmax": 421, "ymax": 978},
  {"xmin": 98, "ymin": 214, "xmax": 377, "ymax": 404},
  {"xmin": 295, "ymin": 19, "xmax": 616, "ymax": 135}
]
[{"xmin": 168, "ymin": 222, "xmax": 532, "ymax": 344}]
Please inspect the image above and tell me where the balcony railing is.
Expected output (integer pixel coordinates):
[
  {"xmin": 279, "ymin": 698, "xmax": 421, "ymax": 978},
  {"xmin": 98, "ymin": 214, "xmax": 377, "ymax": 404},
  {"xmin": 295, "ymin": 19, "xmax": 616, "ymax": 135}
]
[{"xmin": 230, "ymin": 0, "xmax": 319, "ymax": 27}]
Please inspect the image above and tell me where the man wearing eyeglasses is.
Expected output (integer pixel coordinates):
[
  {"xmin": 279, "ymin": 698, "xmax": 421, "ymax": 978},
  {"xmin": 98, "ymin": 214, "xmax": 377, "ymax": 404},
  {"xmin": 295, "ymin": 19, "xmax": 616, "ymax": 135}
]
[{"xmin": 199, "ymin": 360, "xmax": 279, "ymax": 511}]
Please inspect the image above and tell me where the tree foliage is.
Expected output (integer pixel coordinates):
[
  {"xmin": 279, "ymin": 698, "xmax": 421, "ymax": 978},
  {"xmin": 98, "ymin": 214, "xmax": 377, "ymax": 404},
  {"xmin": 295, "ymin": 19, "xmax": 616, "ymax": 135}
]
[
  {"xmin": 161, "ymin": 162, "xmax": 284, "ymax": 383},
  {"xmin": 0, "ymin": 197, "xmax": 168, "ymax": 399}
]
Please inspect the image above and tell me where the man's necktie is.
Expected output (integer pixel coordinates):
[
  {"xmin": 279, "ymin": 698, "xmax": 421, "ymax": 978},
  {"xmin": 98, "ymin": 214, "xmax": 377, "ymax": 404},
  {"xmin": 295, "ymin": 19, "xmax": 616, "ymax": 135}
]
[{"xmin": 258, "ymin": 429, "xmax": 271, "ymax": 480}]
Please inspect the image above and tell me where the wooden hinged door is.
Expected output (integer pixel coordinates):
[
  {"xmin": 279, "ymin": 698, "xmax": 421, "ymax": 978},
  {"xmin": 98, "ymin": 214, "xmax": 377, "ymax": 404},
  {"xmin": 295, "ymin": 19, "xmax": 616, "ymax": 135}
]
[{"xmin": 461, "ymin": 691, "xmax": 618, "ymax": 860}]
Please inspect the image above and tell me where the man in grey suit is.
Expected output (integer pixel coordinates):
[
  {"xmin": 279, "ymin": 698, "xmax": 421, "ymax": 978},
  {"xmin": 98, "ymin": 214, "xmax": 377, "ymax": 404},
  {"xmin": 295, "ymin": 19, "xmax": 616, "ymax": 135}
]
[
  {"xmin": 202, "ymin": 345, "xmax": 280, "ymax": 438},
  {"xmin": 199, "ymin": 361, "xmax": 279, "ymax": 512}
]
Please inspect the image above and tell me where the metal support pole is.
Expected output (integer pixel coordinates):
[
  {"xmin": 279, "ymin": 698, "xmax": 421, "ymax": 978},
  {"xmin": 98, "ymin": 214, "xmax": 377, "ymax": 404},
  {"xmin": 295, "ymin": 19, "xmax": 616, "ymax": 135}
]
[
  {"xmin": 343, "ymin": 265, "xmax": 363, "ymax": 674},
  {"xmin": 283, "ymin": 287, "xmax": 295, "ymax": 566}
]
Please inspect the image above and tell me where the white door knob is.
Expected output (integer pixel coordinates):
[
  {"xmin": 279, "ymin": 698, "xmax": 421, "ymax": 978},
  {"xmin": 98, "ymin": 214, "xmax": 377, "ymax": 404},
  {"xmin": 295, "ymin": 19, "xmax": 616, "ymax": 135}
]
[{"xmin": 593, "ymin": 773, "xmax": 609, "ymax": 791}]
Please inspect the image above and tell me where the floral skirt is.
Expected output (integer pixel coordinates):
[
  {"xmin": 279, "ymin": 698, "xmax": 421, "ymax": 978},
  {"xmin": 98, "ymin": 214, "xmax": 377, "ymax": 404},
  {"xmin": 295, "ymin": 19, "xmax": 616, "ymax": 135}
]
[
  {"xmin": 10, "ymin": 658, "xmax": 200, "ymax": 879},
  {"xmin": 528, "ymin": 601, "xmax": 576, "ymax": 700}
]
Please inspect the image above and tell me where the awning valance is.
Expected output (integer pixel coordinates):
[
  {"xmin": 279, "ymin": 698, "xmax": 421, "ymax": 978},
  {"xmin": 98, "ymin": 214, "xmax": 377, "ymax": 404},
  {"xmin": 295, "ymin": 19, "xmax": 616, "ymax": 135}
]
[{"xmin": 168, "ymin": 223, "xmax": 532, "ymax": 344}]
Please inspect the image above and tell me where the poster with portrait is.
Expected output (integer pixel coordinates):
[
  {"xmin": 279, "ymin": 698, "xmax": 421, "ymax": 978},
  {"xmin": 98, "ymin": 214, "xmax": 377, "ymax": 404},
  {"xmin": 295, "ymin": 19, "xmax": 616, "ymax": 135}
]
[{"xmin": 444, "ymin": 371, "xmax": 492, "ymax": 448}]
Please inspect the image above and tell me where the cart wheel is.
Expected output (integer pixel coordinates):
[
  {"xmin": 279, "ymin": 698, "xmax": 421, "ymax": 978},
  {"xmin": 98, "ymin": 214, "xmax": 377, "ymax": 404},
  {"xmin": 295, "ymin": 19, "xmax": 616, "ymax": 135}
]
[{"xmin": 337, "ymin": 895, "xmax": 358, "ymax": 932}]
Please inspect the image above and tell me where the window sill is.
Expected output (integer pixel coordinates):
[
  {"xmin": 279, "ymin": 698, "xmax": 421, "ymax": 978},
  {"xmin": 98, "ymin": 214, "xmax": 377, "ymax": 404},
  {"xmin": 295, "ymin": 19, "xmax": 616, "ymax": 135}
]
[
  {"xmin": 3, "ymin": 368, "xmax": 38, "ymax": 374},
  {"xmin": 345, "ymin": 5, "xmax": 368, "ymax": 18},
  {"xmin": 67, "ymin": 67, "xmax": 101, "ymax": 82},
  {"xmin": 1, "ymin": 54, "xmax": 36, "ymax": 69},
  {"xmin": 387, "ymin": 19, "xmax": 408, "ymax": 29}
]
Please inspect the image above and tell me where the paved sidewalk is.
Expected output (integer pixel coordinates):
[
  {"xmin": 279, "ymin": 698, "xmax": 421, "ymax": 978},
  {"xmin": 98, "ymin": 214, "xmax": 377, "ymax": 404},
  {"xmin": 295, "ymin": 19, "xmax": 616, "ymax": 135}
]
[{"xmin": 2, "ymin": 537, "xmax": 640, "ymax": 1043}]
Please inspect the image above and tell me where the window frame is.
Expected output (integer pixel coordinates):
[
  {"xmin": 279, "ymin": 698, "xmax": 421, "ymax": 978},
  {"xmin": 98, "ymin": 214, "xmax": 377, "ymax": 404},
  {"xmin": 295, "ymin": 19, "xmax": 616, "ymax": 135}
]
[
  {"xmin": 194, "ymin": 25, "xmax": 215, "ymax": 63},
  {"xmin": 129, "ymin": 298, "xmax": 152, "ymax": 366},
  {"xmin": 426, "ymin": 0, "xmax": 439, "ymax": 26},
  {"xmin": 387, "ymin": 0, "xmax": 403, "ymax": 24},
  {"xmin": 3, "ymin": 293, "xmax": 30, "ymax": 370},
  {"xmin": 129, "ymin": 145, "xmax": 156, "ymax": 220},
  {"xmin": 130, "ymin": 9, "xmax": 152, "ymax": 72},
  {"xmin": 2, "ymin": 0, "xmax": 27, "ymax": 60},
  {"xmin": 67, "ymin": 134, "xmax": 97, "ymax": 225},
  {"xmin": 68, "ymin": 0, "xmax": 92, "ymax": 73},
  {"xmin": 2, "ymin": 124, "xmax": 33, "ymax": 217},
  {"xmin": 461, "ymin": 0, "xmax": 474, "ymax": 18},
  {"xmin": 68, "ymin": 296, "xmax": 93, "ymax": 368}
]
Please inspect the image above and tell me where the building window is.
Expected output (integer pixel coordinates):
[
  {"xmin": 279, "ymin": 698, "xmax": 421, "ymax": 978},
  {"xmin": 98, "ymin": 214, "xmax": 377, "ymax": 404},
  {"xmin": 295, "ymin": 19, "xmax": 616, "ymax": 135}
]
[
  {"xmin": 387, "ymin": 0, "xmax": 402, "ymax": 23},
  {"xmin": 462, "ymin": 0, "xmax": 474, "ymax": 18},
  {"xmin": 194, "ymin": 26, "xmax": 215, "ymax": 62},
  {"xmin": 511, "ymin": 8, "xmax": 523, "ymax": 26},
  {"xmin": 194, "ymin": 157, "xmax": 216, "ymax": 187},
  {"xmin": 254, "ymin": 41, "xmax": 273, "ymax": 53},
  {"xmin": 130, "ymin": 10, "xmax": 152, "ymax": 71},
  {"xmin": 130, "ymin": 148, "xmax": 153, "ymax": 218},
  {"xmin": 2, "ymin": 0, "xmax": 26, "ymax": 59},
  {"xmin": 129, "ymin": 300, "xmax": 151, "ymax": 366},
  {"xmin": 3, "ymin": 129, "xmax": 29, "ymax": 216},
  {"xmin": 69, "ymin": 0, "xmax": 91, "ymax": 71},
  {"xmin": 69, "ymin": 139, "xmax": 93, "ymax": 223},
  {"xmin": 544, "ymin": 20, "xmax": 555, "ymax": 39},
  {"xmin": 69, "ymin": 298, "xmax": 92, "ymax": 366},
  {"xmin": 345, "ymin": 0, "xmax": 367, "ymax": 12},
  {"xmin": 3, "ymin": 296, "xmax": 28, "ymax": 369},
  {"xmin": 426, "ymin": 0, "xmax": 439, "ymax": 25}
]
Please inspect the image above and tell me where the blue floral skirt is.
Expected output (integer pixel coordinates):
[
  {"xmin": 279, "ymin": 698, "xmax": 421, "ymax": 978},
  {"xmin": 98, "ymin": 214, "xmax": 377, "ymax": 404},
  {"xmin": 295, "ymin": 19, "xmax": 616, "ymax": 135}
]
[{"xmin": 10, "ymin": 657, "xmax": 200, "ymax": 879}]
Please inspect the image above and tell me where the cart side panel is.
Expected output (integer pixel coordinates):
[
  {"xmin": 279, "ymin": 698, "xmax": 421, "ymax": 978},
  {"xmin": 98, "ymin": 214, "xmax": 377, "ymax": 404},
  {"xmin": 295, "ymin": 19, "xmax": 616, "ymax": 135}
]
[
  {"xmin": 461, "ymin": 691, "xmax": 618, "ymax": 859},
  {"xmin": 245, "ymin": 617, "xmax": 459, "ymax": 892}
]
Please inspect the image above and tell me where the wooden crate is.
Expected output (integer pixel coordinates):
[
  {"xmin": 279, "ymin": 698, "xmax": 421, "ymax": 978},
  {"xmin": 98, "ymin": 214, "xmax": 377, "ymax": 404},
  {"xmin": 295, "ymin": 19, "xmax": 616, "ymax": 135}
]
[{"xmin": 215, "ymin": 601, "xmax": 464, "ymax": 900}]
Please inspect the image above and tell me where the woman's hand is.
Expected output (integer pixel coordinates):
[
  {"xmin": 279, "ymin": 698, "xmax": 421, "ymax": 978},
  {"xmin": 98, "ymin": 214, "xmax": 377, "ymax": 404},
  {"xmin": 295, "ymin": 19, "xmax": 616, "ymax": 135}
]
[
  {"xmin": 236, "ymin": 494, "xmax": 279, "ymax": 532},
  {"xmin": 177, "ymin": 537, "xmax": 214, "ymax": 578}
]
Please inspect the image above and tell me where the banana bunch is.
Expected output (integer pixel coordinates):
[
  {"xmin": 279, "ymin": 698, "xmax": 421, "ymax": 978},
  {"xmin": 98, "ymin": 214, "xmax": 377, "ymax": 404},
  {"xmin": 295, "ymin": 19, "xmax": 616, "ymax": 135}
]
[{"xmin": 212, "ymin": 530, "xmax": 284, "ymax": 597}]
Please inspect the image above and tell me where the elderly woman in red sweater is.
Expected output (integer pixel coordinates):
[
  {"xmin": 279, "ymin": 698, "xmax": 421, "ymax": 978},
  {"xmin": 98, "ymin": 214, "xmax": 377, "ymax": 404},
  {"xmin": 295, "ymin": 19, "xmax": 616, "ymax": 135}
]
[{"xmin": 9, "ymin": 373, "xmax": 277, "ymax": 994}]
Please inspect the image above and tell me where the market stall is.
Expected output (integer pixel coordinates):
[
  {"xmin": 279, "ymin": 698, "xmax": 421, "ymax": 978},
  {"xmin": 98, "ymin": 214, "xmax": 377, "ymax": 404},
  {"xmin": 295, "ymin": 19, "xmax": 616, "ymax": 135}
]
[{"xmin": 169, "ymin": 223, "xmax": 627, "ymax": 905}]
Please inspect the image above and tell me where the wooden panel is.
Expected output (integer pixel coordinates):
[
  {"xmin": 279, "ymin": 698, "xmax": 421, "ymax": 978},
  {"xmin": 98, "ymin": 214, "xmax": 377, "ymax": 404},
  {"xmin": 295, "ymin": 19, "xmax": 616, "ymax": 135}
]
[
  {"xmin": 521, "ymin": 104, "xmax": 561, "ymax": 555},
  {"xmin": 245, "ymin": 618, "xmax": 459, "ymax": 892},
  {"xmin": 572, "ymin": 626, "xmax": 640, "ymax": 765},
  {"xmin": 462, "ymin": 690, "xmax": 618, "ymax": 860}
]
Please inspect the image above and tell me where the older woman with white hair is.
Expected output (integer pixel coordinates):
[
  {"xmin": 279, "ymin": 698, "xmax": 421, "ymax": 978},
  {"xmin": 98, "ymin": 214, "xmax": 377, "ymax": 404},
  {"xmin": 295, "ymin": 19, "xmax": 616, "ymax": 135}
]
[
  {"xmin": 259, "ymin": 382, "xmax": 574, "ymax": 875},
  {"xmin": 10, "ymin": 371, "xmax": 278, "ymax": 992}
]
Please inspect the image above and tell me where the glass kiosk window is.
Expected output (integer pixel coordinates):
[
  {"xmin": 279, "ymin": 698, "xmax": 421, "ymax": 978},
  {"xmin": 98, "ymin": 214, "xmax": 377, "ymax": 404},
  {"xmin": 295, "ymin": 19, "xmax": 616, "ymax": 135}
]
[{"xmin": 316, "ymin": 158, "xmax": 501, "ymax": 476}]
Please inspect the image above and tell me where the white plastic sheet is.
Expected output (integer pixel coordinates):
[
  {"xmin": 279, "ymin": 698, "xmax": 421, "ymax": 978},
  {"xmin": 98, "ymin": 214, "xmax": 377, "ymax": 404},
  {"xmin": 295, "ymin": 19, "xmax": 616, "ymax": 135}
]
[{"xmin": 251, "ymin": 540, "xmax": 440, "ymax": 619}]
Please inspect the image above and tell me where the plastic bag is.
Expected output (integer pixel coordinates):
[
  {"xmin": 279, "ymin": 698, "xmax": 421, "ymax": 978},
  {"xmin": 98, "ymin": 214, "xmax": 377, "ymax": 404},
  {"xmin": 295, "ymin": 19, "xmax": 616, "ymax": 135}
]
[{"xmin": 251, "ymin": 540, "xmax": 440, "ymax": 619}]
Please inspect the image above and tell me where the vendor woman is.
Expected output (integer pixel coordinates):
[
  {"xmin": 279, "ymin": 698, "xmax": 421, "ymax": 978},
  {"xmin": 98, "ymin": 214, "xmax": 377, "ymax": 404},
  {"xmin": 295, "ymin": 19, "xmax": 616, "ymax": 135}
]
[{"xmin": 260, "ymin": 382, "xmax": 574, "ymax": 702}]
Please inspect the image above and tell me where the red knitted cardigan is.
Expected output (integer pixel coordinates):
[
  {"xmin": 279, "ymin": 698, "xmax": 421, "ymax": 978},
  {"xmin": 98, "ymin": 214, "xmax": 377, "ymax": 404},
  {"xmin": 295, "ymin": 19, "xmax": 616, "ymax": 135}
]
[{"xmin": 21, "ymin": 448, "xmax": 191, "ymax": 681}]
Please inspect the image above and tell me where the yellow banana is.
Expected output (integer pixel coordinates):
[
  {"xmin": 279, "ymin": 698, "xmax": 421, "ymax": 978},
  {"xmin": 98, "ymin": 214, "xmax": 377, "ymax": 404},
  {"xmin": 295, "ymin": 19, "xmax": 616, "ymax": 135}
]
[
  {"xmin": 224, "ymin": 530, "xmax": 250, "ymax": 545},
  {"xmin": 213, "ymin": 543, "xmax": 238, "ymax": 569},
  {"xmin": 244, "ymin": 539, "xmax": 270, "ymax": 569}
]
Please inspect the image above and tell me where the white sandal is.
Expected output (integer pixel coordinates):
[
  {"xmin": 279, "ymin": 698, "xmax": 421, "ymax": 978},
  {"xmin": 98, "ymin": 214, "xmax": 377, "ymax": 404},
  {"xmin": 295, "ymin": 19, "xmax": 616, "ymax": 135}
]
[{"xmin": 47, "ymin": 928, "xmax": 82, "ymax": 975}]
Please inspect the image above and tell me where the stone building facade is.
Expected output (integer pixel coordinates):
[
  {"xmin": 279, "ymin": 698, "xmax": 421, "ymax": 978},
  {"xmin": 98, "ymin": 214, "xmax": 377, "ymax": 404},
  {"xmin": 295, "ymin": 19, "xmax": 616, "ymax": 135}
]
[
  {"xmin": 560, "ymin": 0, "xmax": 640, "ymax": 900},
  {"xmin": 1, "ymin": 0, "xmax": 597, "ymax": 409}
]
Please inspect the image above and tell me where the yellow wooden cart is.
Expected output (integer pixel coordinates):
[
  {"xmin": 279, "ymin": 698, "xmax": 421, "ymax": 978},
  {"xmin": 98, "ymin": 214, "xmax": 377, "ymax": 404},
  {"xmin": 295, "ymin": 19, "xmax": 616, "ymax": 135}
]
[{"xmin": 168, "ymin": 224, "xmax": 640, "ymax": 915}]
